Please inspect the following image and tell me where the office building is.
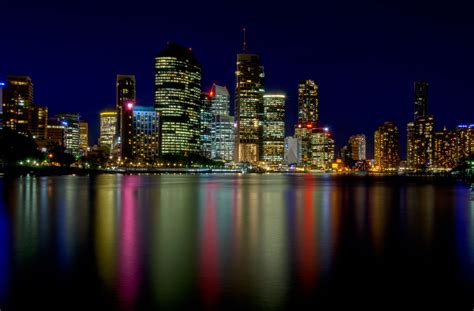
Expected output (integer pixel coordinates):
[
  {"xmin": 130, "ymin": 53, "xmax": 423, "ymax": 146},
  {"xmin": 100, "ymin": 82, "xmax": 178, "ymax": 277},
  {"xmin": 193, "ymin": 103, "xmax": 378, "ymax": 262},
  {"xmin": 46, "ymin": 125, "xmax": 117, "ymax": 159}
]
[
  {"xmin": 209, "ymin": 84, "xmax": 234, "ymax": 161},
  {"xmin": 262, "ymin": 94, "xmax": 285, "ymax": 164},
  {"xmin": 116, "ymin": 75, "xmax": 136, "ymax": 159},
  {"xmin": 374, "ymin": 121, "xmax": 400, "ymax": 172},
  {"xmin": 348, "ymin": 134, "xmax": 366, "ymax": 161},
  {"xmin": 407, "ymin": 115, "xmax": 434, "ymax": 170},
  {"xmin": 310, "ymin": 128, "xmax": 334, "ymax": 170},
  {"xmin": 99, "ymin": 110, "xmax": 117, "ymax": 153},
  {"xmin": 455, "ymin": 124, "xmax": 474, "ymax": 163},
  {"xmin": 2, "ymin": 76, "xmax": 34, "ymax": 135},
  {"xmin": 47, "ymin": 119, "xmax": 64, "ymax": 146},
  {"xmin": 28, "ymin": 104, "xmax": 48, "ymax": 140},
  {"xmin": 200, "ymin": 92, "xmax": 212, "ymax": 158},
  {"xmin": 56, "ymin": 113, "xmax": 81, "ymax": 157},
  {"xmin": 434, "ymin": 127, "xmax": 457, "ymax": 169},
  {"xmin": 132, "ymin": 106, "xmax": 160, "ymax": 161},
  {"xmin": 79, "ymin": 121, "xmax": 88, "ymax": 156},
  {"xmin": 284, "ymin": 136, "xmax": 302, "ymax": 166},
  {"xmin": 155, "ymin": 43, "xmax": 202, "ymax": 155},
  {"xmin": 234, "ymin": 49, "xmax": 265, "ymax": 163},
  {"xmin": 297, "ymin": 80, "xmax": 319, "ymax": 126}
]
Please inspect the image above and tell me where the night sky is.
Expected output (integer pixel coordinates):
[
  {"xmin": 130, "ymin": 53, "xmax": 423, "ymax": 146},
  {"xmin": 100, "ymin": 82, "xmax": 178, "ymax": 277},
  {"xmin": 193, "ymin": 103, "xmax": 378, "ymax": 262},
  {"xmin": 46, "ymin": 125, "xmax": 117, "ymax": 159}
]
[{"xmin": 2, "ymin": 0, "xmax": 474, "ymax": 158}]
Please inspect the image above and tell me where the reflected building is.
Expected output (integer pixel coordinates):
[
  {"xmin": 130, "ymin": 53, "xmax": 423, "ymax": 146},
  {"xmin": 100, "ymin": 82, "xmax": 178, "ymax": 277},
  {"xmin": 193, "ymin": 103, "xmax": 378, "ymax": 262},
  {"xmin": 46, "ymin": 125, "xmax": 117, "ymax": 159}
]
[
  {"xmin": 374, "ymin": 121, "xmax": 400, "ymax": 172},
  {"xmin": 132, "ymin": 106, "xmax": 160, "ymax": 161},
  {"xmin": 116, "ymin": 75, "xmax": 136, "ymax": 160},
  {"xmin": 155, "ymin": 43, "xmax": 202, "ymax": 155},
  {"xmin": 234, "ymin": 49, "xmax": 265, "ymax": 163},
  {"xmin": 262, "ymin": 94, "xmax": 285, "ymax": 165},
  {"xmin": 99, "ymin": 110, "xmax": 117, "ymax": 153}
]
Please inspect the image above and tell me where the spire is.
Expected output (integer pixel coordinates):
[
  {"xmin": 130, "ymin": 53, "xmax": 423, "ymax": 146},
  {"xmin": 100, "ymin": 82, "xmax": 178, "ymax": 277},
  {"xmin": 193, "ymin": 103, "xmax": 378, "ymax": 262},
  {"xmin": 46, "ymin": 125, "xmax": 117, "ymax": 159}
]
[{"xmin": 242, "ymin": 28, "xmax": 247, "ymax": 53}]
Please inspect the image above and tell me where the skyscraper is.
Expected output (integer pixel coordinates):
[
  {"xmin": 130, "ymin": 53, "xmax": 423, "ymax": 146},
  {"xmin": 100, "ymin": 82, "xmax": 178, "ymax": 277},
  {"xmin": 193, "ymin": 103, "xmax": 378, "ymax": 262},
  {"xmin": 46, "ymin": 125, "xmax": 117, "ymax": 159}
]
[
  {"xmin": 209, "ymin": 84, "xmax": 234, "ymax": 161},
  {"xmin": 235, "ymin": 46, "xmax": 265, "ymax": 163},
  {"xmin": 132, "ymin": 106, "xmax": 160, "ymax": 161},
  {"xmin": 262, "ymin": 94, "xmax": 285, "ymax": 165},
  {"xmin": 116, "ymin": 75, "xmax": 136, "ymax": 159},
  {"xmin": 2, "ymin": 76, "xmax": 34, "ymax": 135},
  {"xmin": 414, "ymin": 81, "xmax": 428, "ymax": 120},
  {"xmin": 310, "ymin": 128, "xmax": 335, "ymax": 170},
  {"xmin": 348, "ymin": 134, "xmax": 366, "ymax": 161},
  {"xmin": 200, "ymin": 92, "xmax": 212, "ymax": 158},
  {"xmin": 99, "ymin": 110, "xmax": 117, "ymax": 153},
  {"xmin": 374, "ymin": 121, "xmax": 400, "ymax": 172},
  {"xmin": 79, "ymin": 121, "xmax": 88, "ymax": 156},
  {"xmin": 455, "ymin": 124, "xmax": 474, "ymax": 164},
  {"xmin": 407, "ymin": 115, "xmax": 434, "ymax": 170},
  {"xmin": 434, "ymin": 127, "xmax": 457, "ymax": 169},
  {"xmin": 28, "ymin": 105, "xmax": 48, "ymax": 140},
  {"xmin": 297, "ymin": 80, "xmax": 319, "ymax": 126},
  {"xmin": 155, "ymin": 43, "xmax": 202, "ymax": 155},
  {"xmin": 56, "ymin": 113, "xmax": 81, "ymax": 157}
]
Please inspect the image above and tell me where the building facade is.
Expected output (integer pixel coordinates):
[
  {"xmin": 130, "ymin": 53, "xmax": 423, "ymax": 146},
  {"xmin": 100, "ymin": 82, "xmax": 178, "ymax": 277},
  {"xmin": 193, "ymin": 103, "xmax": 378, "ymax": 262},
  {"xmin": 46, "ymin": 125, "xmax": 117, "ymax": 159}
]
[
  {"xmin": 434, "ymin": 127, "xmax": 457, "ymax": 169},
  {"xmin": 348, "ymin": 134, "xmax": 366, "ymax": 161},
  {"xmin": 116, "ymin": 75, "xmax": 136, "ymax": 159},
  {"xmin": 297, "ymin": 80, "xmax": 319, "ymax": 126},
  {"xmin": 155, "ymin": 43, "xmax": 202, "ymax": 155},
  {"xmin": 455, "ymin": 124, "xmax": 474, "ymax": 163},
  {"xmin": 79, "ymin": 121, "xmax": 88, "ymax": 156},
  {"xmin": 310, "ymin": 128, "xmax": 334, "ymax": 170},
  {"xmin": 284, "ymin": 136, "xmax": 302, "ymax": 166},
  {"xmin": 131, "ymin": 106, "xmax": 160, "ymax": 161},
  {"xmin": 2, "ymin": 76, "xmax": 34, "ymax": 135},
  {"xmin": 234, "ymin": 53, "xmax": 265, "ymax": 163},
  {"xmin": 56, "ymin": 113, "xmax": 81, "ymax": 157},
  {"xmin": 374, "ymin": 121, "xmax": 400, "ymax": 172},
  {"xmin": 209, "ymin": 84, "xmax": 234, "ymax": 161},
  {"xmin": 262, "ymin": 94, "xmax": 285, "ymax": 164},
  {"xmin": 407, "ymin": 115, "xmax": 434, "ymax": 170},
  {"xmin": 99, "ymin": 110, "xmax": 117, "ymax": 153},
  {"xmin": 200, "ymin": 92, "xmax": 212, "ymax": 158}
]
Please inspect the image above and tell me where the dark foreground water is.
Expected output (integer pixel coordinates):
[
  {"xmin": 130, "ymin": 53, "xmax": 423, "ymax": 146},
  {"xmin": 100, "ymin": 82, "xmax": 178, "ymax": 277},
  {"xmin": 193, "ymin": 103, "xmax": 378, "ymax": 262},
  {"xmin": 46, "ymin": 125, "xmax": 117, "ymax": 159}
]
[{"xmin": 0, "ymin": 174, "xmax": 473, "ymax": 310}]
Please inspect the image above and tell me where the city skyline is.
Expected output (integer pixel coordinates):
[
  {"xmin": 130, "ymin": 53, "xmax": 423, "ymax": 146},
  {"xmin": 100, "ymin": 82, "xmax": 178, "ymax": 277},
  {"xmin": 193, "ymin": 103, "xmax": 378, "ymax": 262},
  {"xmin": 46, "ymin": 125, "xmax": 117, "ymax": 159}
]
[{"xmin": 2, "ymin": 1, "xmax": 474, "ymax": 158}]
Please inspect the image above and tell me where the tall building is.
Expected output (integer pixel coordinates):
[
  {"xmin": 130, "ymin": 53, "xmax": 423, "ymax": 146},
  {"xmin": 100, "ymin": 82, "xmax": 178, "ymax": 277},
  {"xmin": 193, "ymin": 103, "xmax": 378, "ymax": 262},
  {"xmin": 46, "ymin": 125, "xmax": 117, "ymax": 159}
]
[
  {"xmin": 374, "ymin": 121, "xmax": 400, "ymax": 172},
  {"xmin": 348, "ymin": 134, "xmax": 366, "ymax": 161},
  {"xmin": 79, "ymin": 121, "xmax": 88, "ymax": 156},
  {"xmin": 155, "ymin": 43, "xmax": 201, "ymax": 155},
  {"xmin": 28, "ymin": 105, "xmax": 48, "ymax": 140},
  {"xmin": 310, "ymin": 128, "xmax": 334, "ymax": 170},
  {"xmin": 0, "ymin": 81, "xmax": 4, "ymax": 129},
  {"xmin": 414, "ymin": 81, "xmax": 428, "ymax": 120},
  {"xmin": 262, "ymin": 94, "xmax": 285, "ymax": 164},
  {"xmin": 284, "ymin": 136, "xmax": 302, "ymax": 166},
  {"xmin": 132, "ymin": 106, "xmax": 160, "ymax": 161},
  {"xmin": 56, "ymin": 113, "xmax": 81, "ymax": 157},
  {"xmin": 234, "ymin": 49, "xmax": 265, "ymax": 163},
  {"xmin": 294, "ymin": 124, "xmax": 314, "ymax": 166},
  {"xmin": 99, "ymin": 110, "xmax": 117, "ymax": 153},
  {"xmin": 455, "ymin": 124, "xmax": 474, "ymax": 163},
  {"xmin": 407, "ymin": 115, "xmax": 434, "ymax": 170},
  {"xmin": 116, "ymin": 75, "xmax": 136, "ymax": 159},
  {"xmin": 434, "ymin": 127, "xmax": 457, "ymax": 169},
  {"xmin": 200, "ymin": 92, "xmax": 212, "ymax": 158},
  {"xmin": 297, "ymin": 80, "xmax": 319, "ymax": 126},
  {"xmin": 2, "ymin": 76, "xmax": 34, "ymax": 135},
  {"xmin": 209, "ymin": 84, "xmax": 234, "ymax": 161}
]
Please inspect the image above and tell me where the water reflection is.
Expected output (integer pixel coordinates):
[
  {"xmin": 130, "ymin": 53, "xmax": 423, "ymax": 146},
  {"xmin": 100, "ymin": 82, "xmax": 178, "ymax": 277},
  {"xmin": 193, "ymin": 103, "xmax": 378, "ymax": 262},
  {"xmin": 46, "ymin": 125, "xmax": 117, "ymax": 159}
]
[{"xmin": 0, "ymin": 175, "xmax": 473, "ymax": 309}]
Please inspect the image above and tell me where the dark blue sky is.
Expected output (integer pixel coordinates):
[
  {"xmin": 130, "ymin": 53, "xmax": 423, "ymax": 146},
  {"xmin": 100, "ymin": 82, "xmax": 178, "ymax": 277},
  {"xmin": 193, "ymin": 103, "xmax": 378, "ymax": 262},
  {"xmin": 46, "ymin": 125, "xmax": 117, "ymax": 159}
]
[{"xmin": 2, "ymin": 0, "xmax": 474, "ymax": 158}]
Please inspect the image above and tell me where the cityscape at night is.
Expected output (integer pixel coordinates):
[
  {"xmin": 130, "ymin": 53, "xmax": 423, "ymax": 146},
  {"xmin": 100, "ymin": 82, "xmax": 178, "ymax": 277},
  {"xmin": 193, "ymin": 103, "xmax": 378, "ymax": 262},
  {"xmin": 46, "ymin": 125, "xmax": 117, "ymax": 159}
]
[{"xmin": 1, "ymin": 0, "xmax": 474, "ymax": 310}]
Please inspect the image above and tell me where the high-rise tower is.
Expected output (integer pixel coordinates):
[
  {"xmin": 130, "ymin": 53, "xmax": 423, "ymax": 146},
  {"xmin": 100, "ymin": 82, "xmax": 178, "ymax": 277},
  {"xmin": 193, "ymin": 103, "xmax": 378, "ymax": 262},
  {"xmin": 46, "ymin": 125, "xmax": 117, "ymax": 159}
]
[
  {"xmin": 116, "ymin": 75, "xmax": 136, "ymax": 159},
  {"xmin": 154, "ymin": 43, "xmax": 202, "ymax": 155},
  {"xmin": 234, "ymin": 32, "xmax": 265, "ymax": 163}
]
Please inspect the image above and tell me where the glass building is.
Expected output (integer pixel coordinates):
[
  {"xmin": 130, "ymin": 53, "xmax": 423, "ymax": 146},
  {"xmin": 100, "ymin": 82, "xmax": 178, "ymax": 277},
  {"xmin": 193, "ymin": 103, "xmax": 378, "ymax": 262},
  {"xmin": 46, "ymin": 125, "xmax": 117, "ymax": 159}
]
[
  {"xmin": 200, "ymin": 92, "xmax": 212, "ymax": 158},
  {"xmin": 297, "ymin": 80, "xmax": 319, "ymax": 126},
  {"xmin": 310, "ymin": 128, "xmax": 335, "ymax": 170},
  {"xmin": 348, "ymin": 134, "xmax": 366, "ymax": 161},
  {"xmin": 79, "ymin": 121, "xmax": 88, "ymax": 156},
  {"xmin": 99, "ymin": 110, "xmax": 117, "ymax": 153},
  {"xmin": 55, "ymin": 113, "xmax": 81, "ymax": 157},
  {"xmin": 116, "ymin": 75, "xmax": 136, "ymax": 159},
  {"xmin": 209, "ymin": 84, "xmax": 234, "ymax": 161},
  {"xmin": 154, "ymin": 43, "xmax": 201, "ymax": 155},
  {"xmin": 235, "ymin": 53, "xmax": 265, "ymax": 163},
  {"xmin": 262, "ymin": 94, "xmax": 285, "ymax": 164},
  {"xmin": 132, "ymin": 106, "xmax": 160, "ymax": 161},
  {"xmin": 2, "ymin": 76, "xmax": 34, "ymax": 135},
  {"xmin": 374, "ymin": 121, "xmax": 400, "ymax": 172}
]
